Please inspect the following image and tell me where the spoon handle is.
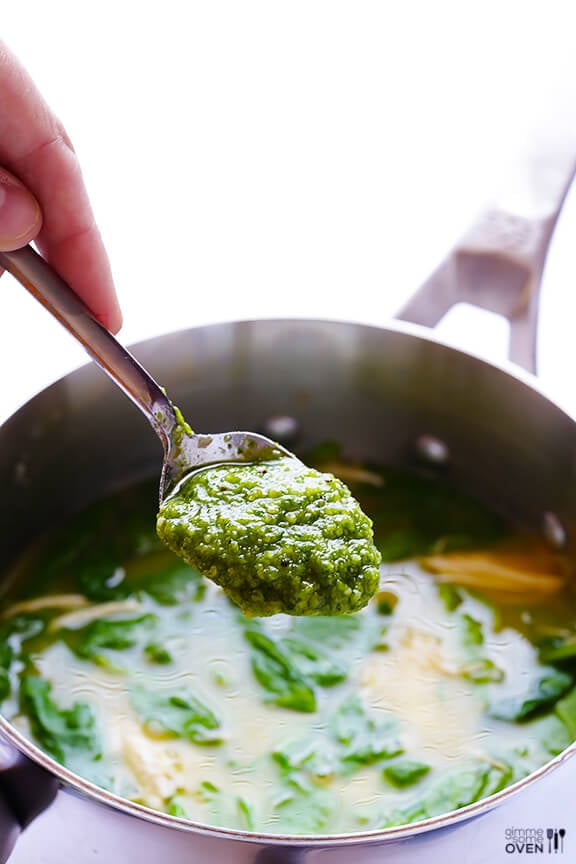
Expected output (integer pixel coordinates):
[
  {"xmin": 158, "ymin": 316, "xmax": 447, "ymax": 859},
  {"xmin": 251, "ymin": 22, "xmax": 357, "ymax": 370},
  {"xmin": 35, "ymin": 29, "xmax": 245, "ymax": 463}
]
[{"xmin": 0, "ymin": 245, "xmax": 177, "ymax": 449}]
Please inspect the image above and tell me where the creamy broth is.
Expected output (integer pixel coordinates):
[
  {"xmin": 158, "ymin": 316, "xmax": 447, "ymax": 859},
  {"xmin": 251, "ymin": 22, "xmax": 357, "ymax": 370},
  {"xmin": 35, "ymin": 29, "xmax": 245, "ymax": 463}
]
[{"xmin": 1, "ymin": 466, "xmax": 575, "ymax": 835}]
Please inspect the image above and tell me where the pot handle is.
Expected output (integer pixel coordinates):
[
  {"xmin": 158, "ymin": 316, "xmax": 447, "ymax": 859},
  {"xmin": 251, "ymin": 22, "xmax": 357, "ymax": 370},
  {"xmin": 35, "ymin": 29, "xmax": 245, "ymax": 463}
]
[
  {"xmin": 395, "ymin": 136, "xmax": 576, "ymax": 374},
  {"xmin": 0, "ymin": 737, "xmax": 58, "ymax": 863}
]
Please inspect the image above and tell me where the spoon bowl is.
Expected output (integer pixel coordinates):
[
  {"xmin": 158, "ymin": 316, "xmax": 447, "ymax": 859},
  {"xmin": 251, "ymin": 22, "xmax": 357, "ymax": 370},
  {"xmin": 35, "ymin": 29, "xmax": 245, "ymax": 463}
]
[
  {"xmin": 160, "ymin": 428, "xmax": 290, "ymax": 500},
  {"xmin": 0, "ymin": 246, "xmax": 291, "ymax": 501}
]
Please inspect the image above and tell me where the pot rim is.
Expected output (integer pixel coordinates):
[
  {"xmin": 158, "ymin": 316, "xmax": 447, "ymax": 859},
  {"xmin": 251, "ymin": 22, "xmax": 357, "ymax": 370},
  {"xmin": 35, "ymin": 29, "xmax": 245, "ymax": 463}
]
[{"xmin": 1, "ymin": 314, "xmax": 575, "ymax": 846}]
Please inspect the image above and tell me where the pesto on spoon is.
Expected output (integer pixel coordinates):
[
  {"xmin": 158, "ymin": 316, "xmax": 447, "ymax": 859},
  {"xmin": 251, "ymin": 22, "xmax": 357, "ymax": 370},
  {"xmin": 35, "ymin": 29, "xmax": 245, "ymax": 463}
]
[
  {"xmin": 157, "ymin": 455, "xmax": 381, "ymax": 616},
  {"xmin": 0, "ymin": 246, "xmax": 381, "ymax": 617}
]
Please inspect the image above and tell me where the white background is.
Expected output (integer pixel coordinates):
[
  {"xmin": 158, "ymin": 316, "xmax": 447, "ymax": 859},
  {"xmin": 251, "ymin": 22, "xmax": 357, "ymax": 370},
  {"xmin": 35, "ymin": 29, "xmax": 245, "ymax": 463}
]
[{"xmin": 2, "ymin": 1, "xmax": 576, "ymax": 420}]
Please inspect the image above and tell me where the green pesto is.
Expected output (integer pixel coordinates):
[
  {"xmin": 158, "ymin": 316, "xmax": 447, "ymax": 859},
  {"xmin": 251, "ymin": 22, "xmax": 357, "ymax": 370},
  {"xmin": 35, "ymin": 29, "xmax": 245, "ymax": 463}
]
[
  {"xmin": 172, "ymin": 404, "xmax": 193, "ymax": 444},
  {"xmin": 156, "ymin": 456, "xmax": 382, "ymax": 617}
]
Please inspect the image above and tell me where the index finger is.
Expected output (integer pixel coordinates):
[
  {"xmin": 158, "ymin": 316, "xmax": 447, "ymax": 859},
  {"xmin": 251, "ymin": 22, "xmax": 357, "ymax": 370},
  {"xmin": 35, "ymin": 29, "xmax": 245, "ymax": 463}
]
[{"xmin": 0, "ymin": 42, "xmax": 122, "ymax": 333}]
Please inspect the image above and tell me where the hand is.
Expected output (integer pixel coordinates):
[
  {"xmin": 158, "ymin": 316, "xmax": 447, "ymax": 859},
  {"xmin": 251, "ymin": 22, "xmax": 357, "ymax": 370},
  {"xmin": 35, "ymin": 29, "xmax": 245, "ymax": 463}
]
[{"xmin": 0, "ymin": 42, "xmax": 122, "ymax": 333}]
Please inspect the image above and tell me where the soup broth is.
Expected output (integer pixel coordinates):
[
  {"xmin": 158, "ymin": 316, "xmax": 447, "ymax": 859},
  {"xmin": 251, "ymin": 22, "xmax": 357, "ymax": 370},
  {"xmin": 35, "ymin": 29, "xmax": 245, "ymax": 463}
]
[{"xmin": 1, "ymin": 460, "xmax": 575, "ymax": 835}]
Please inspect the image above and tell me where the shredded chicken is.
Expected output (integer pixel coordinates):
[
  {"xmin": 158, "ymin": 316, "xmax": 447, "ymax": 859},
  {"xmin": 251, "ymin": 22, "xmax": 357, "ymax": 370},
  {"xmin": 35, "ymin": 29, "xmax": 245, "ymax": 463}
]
[
  {"xmin": 421, "ymin": 549, "xmax": 565, "ymax": 601},
  {"xmin": 1, "ymin": 594, "xmax": 89, "ymax": 619},
  {"xmin": 119, "ymin": 716, "xmax": 180, "ymax": 808},
  {"xmin": 48, "ymin": 600, "xmax": 143, "ymax": 632}
]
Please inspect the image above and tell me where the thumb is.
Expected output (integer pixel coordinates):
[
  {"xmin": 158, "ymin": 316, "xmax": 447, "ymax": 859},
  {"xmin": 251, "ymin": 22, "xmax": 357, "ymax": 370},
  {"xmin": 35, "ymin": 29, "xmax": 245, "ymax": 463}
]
[{"xmin": 0, "ymin": 168, "xmax": 42, "ymax": 250}]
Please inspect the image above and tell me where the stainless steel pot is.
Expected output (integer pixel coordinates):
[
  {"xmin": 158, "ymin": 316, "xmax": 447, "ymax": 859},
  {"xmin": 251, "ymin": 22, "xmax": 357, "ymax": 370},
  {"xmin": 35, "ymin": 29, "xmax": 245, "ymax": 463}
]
[{"xmin": 2, "ymin": 146, "xmax": 576, "ymax": 862}]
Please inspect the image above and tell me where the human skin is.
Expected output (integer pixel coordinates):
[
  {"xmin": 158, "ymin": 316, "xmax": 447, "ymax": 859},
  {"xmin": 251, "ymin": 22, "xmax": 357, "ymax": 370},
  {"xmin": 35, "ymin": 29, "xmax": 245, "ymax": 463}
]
[{"xmin": 0, "ymin": 41, "xmax": 121, "ymax": 333}]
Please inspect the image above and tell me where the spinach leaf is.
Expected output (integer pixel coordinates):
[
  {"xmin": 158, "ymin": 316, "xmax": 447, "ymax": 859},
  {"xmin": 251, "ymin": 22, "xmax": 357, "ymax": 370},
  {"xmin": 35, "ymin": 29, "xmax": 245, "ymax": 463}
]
[
  {"xmin": 22, "ymin": 480, "xmax": 160, "ymax": 601},
  {"xmin": 369, "ymin": 624, "xmax": 390, "ymax": 652},
  {"xmin": 166, "ymin": 788, "xmax": 253, "ymax": 826},
  {"xmin": 488, "ymin": 669, "xmax": 574, "ymax": 722},
  {"xmin": 171, "ymin": 781, "xmax": 256, "ymax": 831},
  {"xmin": 383, "ymin": 759, "xmax": 430, "ymax": 787},
  {"xmin": 0, "ymin": 669, "xmax": 9, "ymax": 703},
  {"xmin": 375, "ymin": 590, "xmax": 398, "ymax": 616},
  {"xmin": 555, "ymin": 685, "xmax": 576, "ymax": 740},
  {"xmin": 130, "ymin": 686, "xmax": 223, "ymax": 745},
  {"xmin": 290, "ymin": 612, "xmax": 384, "ymax": 659},
  {"xmin": 438, "ymin": 584, "xmax": 463, "ymax": 612},
  {"xmin": 378, "ymin": 530, "xmax": 427, "ymax": 562},
  {"xmin": 456, "ymin": 613, "xmax": 504, "ymax": 684},
  {"xmin": 380, "ymin": 760, "xmax": 512, "ymax": 828},
  {"xmin": 20, "ymin": 674, "xmax": 100, "ymax": 765},
  {"xmin": 165, "ymin": 796, "xmax": 189, "ymax": 818},
  {"xmin": 22, "ymin": 480, "xmax": 206, "ymax": 607},
  {"xmin": 480, "ymin": 761, "xmax": 514, "ymax": 797},
  {"xmin": 79, "ymin": 558, "xmax": 206, "ymax": 606},
  {"xmin": 197, "ymin": 780, "xmax": 219, "ymax": 799},
  {"xmin": 135, "ymin": 561, "xmax": 206, "ymax": 606},
  {"xmin": 460, "ymin": 614, "xmax": 484, "ymax": 648},
  {"xmin": 289, "ymin": 615, "xmax": 362, "ymax": 651},
  {"xmin": 62, "ymin": 614, "xmax": 156, "ymax": 667},
  {"xmin": 77, "ymin": 562, "xmax": 131, "ymax": 602},
  {"xmin": 273, "ymin": 735, "xmax": 338, "ymax": 780},
  {"xmin": 281, "ymin": 638, "xmax": 347, "ymax": 686},
  {"xmin": 3, "ymin": 614, "xmax": 46, "ymax": 642},
  {"xmin": 0, "ymin": 640, "xmax": 13, "ymax": 701},
  {"xmin": 445, "ymin": 761, "xmax": 511, "ymax": 803},
  {"xmin": 330, "ymin": 694, "xmax": 403, "ymax": 767},
  {"xmin": 144, "ymin": 642, "xmax": 173, "ymax": 664},
  {"xmin": 538, "ymin": 714, "xmax": 573, "ymax": 756},
  {"xmin": 237, "ymin": 796, "xmax": 256, "ymax": 831},
  {"xmin": 273, "ymin": 779, "xmax": 336, "ymax": 834},
  {"xmin": 380, "ymin": 800, "xmax": 429, "ymax": 828},
  {"xmin": 538, "ymin": 635, "xmax": 576, "ymax": 665},
  {"xmin": 0, "ymin": 615, "xmax": 49, "ymax": 701},
  {"xmin": 244, "ymin": 630, "xmax": 317, "ymax": 713},
  {"xmin": 273, "ymin": 699, "xmax": 404, "ymax": 784},
  {"xmin": 461, "ymin": 658, "xmax": 505, "ymax": 684}
]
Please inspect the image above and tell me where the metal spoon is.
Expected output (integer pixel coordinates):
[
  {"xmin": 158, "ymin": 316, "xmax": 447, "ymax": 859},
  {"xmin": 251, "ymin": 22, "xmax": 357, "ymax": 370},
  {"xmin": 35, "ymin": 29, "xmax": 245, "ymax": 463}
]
[{"xmin": 0, "ymin": 245, "xmax": 290, "ymax": 500}]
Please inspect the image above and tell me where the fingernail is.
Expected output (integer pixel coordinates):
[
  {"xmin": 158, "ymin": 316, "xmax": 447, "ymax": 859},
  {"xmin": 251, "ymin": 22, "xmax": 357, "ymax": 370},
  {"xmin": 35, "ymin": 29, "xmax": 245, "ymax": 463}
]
[{"xmin": 0, "ymin": 180, "xmax": 42, "ymax": 248}]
